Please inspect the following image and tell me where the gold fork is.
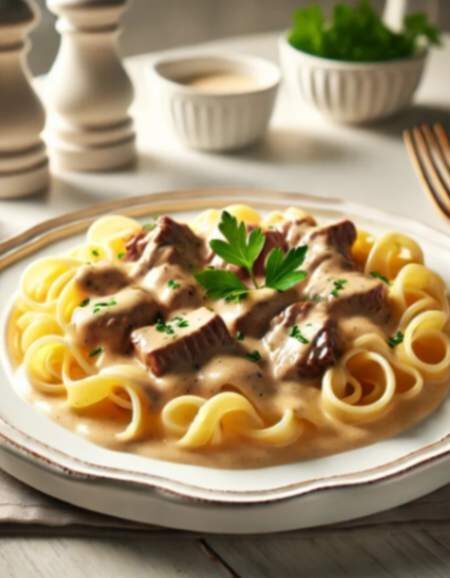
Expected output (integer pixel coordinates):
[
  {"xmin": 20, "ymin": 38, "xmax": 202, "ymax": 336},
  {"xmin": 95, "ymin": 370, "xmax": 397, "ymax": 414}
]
[{"xmin": 403, "ymin": 123, "xmax": 450, "ymax": 224}]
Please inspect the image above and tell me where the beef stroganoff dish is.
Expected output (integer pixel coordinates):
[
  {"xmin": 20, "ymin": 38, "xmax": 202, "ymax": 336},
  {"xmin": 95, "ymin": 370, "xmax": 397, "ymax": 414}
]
[{"xmin": 7, "ymin": 205, "xmax": 450, "ymax": 468}]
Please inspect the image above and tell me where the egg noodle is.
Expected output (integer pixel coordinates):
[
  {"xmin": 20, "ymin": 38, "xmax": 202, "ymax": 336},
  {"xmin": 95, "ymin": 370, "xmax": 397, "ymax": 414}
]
[{"xmin": 7, "ymin": 205, "xmax": 450, "ymax": 456}]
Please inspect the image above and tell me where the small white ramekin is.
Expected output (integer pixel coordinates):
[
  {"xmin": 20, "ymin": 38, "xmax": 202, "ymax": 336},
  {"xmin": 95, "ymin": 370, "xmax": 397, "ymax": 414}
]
[
  {"xmin": 279, "ymin": 34, "xmax": 427, "ymax": 124},
  {"xmin": 151, "ymin": 54, "xmax": 280, "ymax": 151}
]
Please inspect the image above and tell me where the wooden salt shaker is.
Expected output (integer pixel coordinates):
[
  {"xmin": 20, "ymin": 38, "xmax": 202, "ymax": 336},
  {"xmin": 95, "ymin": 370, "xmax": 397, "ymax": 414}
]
[
  {"xmin": 45, "ymin": 0, "xmax": 136, "ymax": 172},
  {"xmin": 0, "ymin": 0, "xmax": 49, "ymax": 198}
]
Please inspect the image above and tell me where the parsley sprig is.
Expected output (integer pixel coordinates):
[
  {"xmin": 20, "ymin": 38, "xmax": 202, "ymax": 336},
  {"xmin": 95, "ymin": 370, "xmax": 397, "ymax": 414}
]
[
  {"xmin": 195, "ymin": 212, "xmax": 308, "ymax": 301},
  {"xmin": 92, "ymin": 299, "xmax": 117, "ymax": 314},
  {"xmin": 370, "ymin": 271, "xmax": 390, "ymax": 285},
  {"xmin": 330, "ymin": 278, "xmax": 348, "ymax": 298},
  {"xmin": 289, "ymin": 324, "xmax": 310, "ymax": 344},
  {"xmin": 387, "ymin": 331, "xmax": 404, "ymax": 348}
]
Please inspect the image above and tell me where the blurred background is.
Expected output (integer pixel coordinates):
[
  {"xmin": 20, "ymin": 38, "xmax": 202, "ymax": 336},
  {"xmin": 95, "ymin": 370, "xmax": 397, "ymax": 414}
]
[{"xmin": 30, "ymin": 0, "xmax": 449, "ymax": 75}]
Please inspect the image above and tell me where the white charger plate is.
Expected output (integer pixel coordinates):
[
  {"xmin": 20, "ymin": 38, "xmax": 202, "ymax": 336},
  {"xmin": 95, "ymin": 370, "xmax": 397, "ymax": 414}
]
[{"xmin": 0, "ymin": 189, "xmax": 448, "ymax": 534}]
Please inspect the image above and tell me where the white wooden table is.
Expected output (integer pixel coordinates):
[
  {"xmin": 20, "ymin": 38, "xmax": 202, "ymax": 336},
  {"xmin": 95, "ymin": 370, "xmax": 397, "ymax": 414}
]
[{"xmin": 0, "ymin": 32, "xmax": 449, "ymax": 578}]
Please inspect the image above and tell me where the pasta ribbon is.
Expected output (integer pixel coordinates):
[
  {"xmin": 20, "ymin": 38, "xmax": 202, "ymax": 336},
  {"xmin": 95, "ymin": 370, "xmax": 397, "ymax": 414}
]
[
  {"xmin": 222, "ymin": 204, "xmax": 261, "ymax": 226},
  {"xmin": 390, "ymin": 263, "xmax": 449, "ymax": 328},
  {"xmin": 20, "ymin": 257, "xmax": 82, "ymax": 312},
  {"xmin": 87, "ymin": 214, "xmax": 142, "ymax": 257},
  {"xmin": 190, "ymin": 209, "xmax": 221, "ymax": 236},
  {"xmin": 262, "ymin": 207, "xmax": 314, "ymax": 229},
  {"xmin": 66, "ymin": 365, "xmax": 149, "ymax": 441},
  {"xmin": 354, "ymin": 333, "xmax": 423, "ymax": 400},
  {"xmin": 162, "ymin": 392, "xmax": 303, "ymax": 448},
  {"xmin": 351, "ymin": 229, "xmax": 375, "ymax": 268},
  {"xmin": 365, "ymin": 233, "xmax": 423, "ymax": 280},
  {"xmin": 24, "ymin": 335, "xmax": 94, "ymax": 394},
  {"xmin": 397, "ymin": 310, "xmax": 450, "ymax": 382},
  {"xmin": 322, "ymin": 348, "xmax": 396, "ymax": 422}
]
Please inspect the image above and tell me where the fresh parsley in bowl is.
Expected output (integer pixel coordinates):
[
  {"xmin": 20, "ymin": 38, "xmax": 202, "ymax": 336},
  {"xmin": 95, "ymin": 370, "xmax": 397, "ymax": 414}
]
[
  {"xmin": 279, "ymin": 1, "xmax": 441, "ymax": 123},
  {"xmin": 288, "ymin": 1, "xmax": 440, "ymax": 62}
]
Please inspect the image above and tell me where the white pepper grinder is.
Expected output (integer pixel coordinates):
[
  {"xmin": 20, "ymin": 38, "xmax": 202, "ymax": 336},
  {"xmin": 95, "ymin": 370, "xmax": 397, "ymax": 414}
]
[
  {"xmin": 0, "ymin": 0, "xmax": 49, "ymax": 198},
  {"xmin": 45, "ymin": 0, "xmax": 136, "ymax": 172}
]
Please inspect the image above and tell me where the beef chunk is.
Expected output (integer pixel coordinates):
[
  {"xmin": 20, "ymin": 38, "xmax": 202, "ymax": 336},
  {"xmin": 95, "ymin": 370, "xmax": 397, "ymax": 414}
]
[
  {"xmin": 131, "ymin": 217, "xmax": 205, "ymax": 277},
  {"xmin": 131, "ymin": 307, "xmax": 233, "ymax": 376},
  {"xmin": 265, "ymin": 302, "xmax": 341, "ymax": 379},
  {"xmin": 75, "ymin": 262, "xmax": 130, "ymax": 296},
  {"xmin": 220, "ymin": 288, "xmax": 298, "ymax": 338},
  {"xmin": 73, "ymin": 288, "xmax": 160, "ymax": 354},
  {"xmin": 302, "ymin": 220, "xmax": 357, "ymax": 268},
  {"xmin": 141, "ymin": 264, "xmax": 202, "ymax": 312}
]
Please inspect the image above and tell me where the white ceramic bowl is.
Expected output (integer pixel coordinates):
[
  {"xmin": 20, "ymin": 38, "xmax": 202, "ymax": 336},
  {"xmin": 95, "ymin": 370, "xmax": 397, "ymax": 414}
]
[
  {"xmin": 151, "ymin": 54, "xmax": 280, "ymax": 151},
  {"xmin": 279, "ymin": 34, "xmax": 427, "ymax": 124}
]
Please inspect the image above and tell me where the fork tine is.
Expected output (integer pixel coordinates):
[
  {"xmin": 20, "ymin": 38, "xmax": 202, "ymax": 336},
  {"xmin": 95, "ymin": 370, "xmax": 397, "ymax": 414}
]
[
  {"xmin": 403, "ymin": 127, "xmax": 450, "ymax": 223},
  {"xmin": 433, "ymin": 123, "xmax": 450, "ymax": 167},
  {"xmin": 420, "ymin": 124, "xmax": 450, "ymax": 191}
]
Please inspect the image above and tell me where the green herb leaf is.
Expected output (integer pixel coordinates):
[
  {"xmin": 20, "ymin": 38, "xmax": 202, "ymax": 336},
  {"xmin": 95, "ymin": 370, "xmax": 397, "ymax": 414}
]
[
  {"xmin": 265, "ymin": 245, "xmax": 308, "ymax": 291},
  {"xmin": 89, "ymin": 346, "xmax": 104, "ymax": 357},
  {"xmin": 117, "ymin": 252, "xmax": 125, "ymax": 260},
  {"xmin": 168, "ymin": 279, "xmax": 180, "ymax": 290},
  {"xmin": 91, "ymin": 249, "xmax": 100, "ymax": 257},
  {"xmin": 387, "ymin": 331, "xmax": 404, "ymax": 348},
  {"xmin": 330, "ymin": 278, "xmax": 348, "ymax": 298},
  {"xmin": 173, "ymin": 316, "xmax": 189, "ymax": 328},
  {"xmin": 80, "ymin": 298, "xmax": 90, "ymax": 308},
  {"xmin": 195, "ymin": 269, "xmax": 248, "ymax": 302},
  {"xmin": 289, "ymin": 324, "xmax": 310, "ymax": 344},
  {"xmin": 209, "ymin": 211, "xmax": 265, "ymax": 277},
  {"xmin": 246, "ymin": 350, "xmax": 262, "ymax": 363},
  {"xmin": 370, "ymin": 271, "xmax": 391, "ymax": 285},
  {"xmin": 92, "ymin": 299, "xmax": 117, "ymax": 314},
  {"xmin": 236, "ymin": 330, "xmax": 245, "ymax": 341},
  {"xmin": 288, "ymin": 1, "xmax": 440, "ymax": 62},
  {"xmin": 155, "ymin": 318, "xmax": 175, "ymax": 336}
]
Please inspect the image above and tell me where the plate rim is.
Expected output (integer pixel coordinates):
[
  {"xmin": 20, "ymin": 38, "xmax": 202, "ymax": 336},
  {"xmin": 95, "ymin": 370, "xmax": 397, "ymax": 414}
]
[{"xmin": 1, "ymin": 188, "xmax": 449, "ymax": 505}]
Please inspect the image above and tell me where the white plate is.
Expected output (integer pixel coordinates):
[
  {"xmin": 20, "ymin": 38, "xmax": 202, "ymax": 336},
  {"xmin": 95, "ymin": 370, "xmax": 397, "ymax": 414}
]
[{"xmin": 0, "ymin": 189, "xmax": 449, "ymax": 533}]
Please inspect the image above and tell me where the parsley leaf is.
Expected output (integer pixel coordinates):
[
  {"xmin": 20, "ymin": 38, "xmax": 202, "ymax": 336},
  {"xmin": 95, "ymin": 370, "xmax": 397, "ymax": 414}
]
[
  {"xmin": 246, "ymin": 350, "xmax": 262, "ymax": 363},
  {"xmin": 209, "ymin": 211, "xmax": 265, "ymax": 282},
  {"xmin": 89, "ymin": 346, "xmax": 104, "ymax": 357},
  {"xmin": 173, "ymin": 316, "xmax": 189, "ymax": 328},
  {"xmin": 117, "ymin": 252, "xmax": 125, "ymax": 260},
  {"xmin": 330, "ymin": 278, "xmax": 348, "ymax": 298},
  {"xmin": 92, "ymin": 299, "xmax": 117, "ymax": 314},
  {"xmin": 155, "ymin": 319, "xmax": 175, "ymax": 335},
  {"xmin": 288, "ymin": 1, "xmax": 440, "ymax": 62},
  {"xmin": 91, "ymin": 249, "xmax": 100, "ymax": 257},
  {"xmin": 80, "ymin": 298, "xmax": 90, "ymax": 308},
  {"xmin": 168, "ymin": 279, "xmax": 180, "ymax": 290},
  {"xmin": 387, "ymin": 331, "xmax": 404, "ymax": 348},
  {"xmin": 370, "ymin": 271, "xmax": 390, "ymax": 285},
  {"xmin": 194, "ymin": 269, "xmax": 248, "ymax": 302},
  {"xmin": 236, "ymin": 330, "xmax": 245, "ymax": 341},
  {"xmin": 265, "ymin": 245, "xmax": 308, "ymax": 291},
  {"xmin": 289, "ymin": 324, "xmax": 310, "ymax": 344}
]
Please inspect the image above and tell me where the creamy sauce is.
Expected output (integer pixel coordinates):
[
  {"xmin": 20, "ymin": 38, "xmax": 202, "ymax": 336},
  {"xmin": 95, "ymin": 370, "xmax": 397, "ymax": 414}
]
[
  {"xmin": 10, "ymin": 215, "xmax": 450, "ymax": 469},
  {"xmin": 180, "ymin": 72, "xmax": 260, "ymax": 93}
]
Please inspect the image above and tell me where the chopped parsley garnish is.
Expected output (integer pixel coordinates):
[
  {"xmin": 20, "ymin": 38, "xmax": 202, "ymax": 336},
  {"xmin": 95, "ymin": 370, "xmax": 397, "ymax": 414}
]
[
  {"xmin": 173, "ymin": 316, "xmax": 189, "ymax": 328},
  {"xmin": 91, "ymin": 249, "xmax": 100, "ymax": 257},
  {"xmin": 246, "ymin": 350, "xmax": 262, "ymax": 363},
  {"xmin": 303, "ymin": 293, "xmax": 323, "ymax": 303},
  {"xmin": 288, "ymin": 2, "xmax": 440, "ymax": 63},
  {"xmin": 155, "ymin": 319, "xmax": 175, "ymax": 335},
  {"xmin": 330, "ymin": 278, "xmax": 348, "ymax": 298},
  {"xmin": 195, "ymin": 211, "xmax": 308, "ymax": 300},
  {"xmin": 92, "ymin": 299, "xmax": 117, "ymax": 314},
  {"xmin": 80, "ymin": 298, "xmax": 90, "ymax": 308},
  {"xmin": 289, "ymin": 324, "xmax": 310, "ymax": 344},
  {"xmin": 168, "ymin": 279, "xmax": 181, "ymax": 290},
  {"xmin": 387, "ymin": 331, "xmax": 404, "ymax": 348},
  {"xmin": 370, "ymin": 271, "xmax": 390, "ymax": 285},
  {"xmin": 236, "ymin": 330, "xmax": 245, "ymax": 341},
  {"xmin": 89, "ymin": 346, "xmax": 103, "ymax": 357},
  {"xmin": 117, "ymin": 252, "xmax": 125, "ymax": 260}
]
